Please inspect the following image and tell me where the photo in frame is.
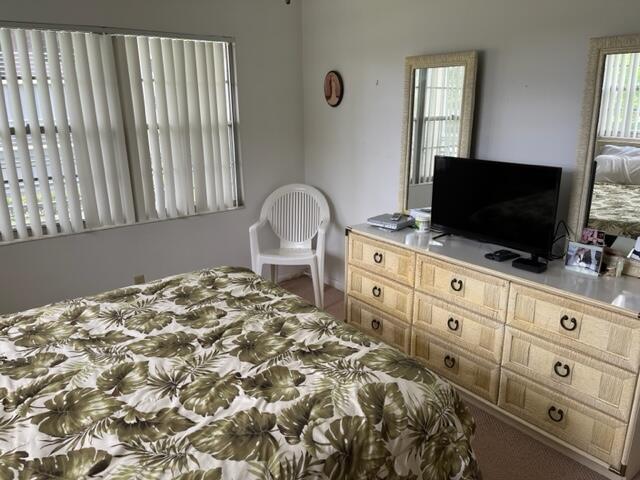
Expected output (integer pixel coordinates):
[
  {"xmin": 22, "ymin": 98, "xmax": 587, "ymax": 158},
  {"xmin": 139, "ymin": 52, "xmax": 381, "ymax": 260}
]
[
  {"xmin": 580, "ymin": 227, "xmax": 606, "ymax": 246},
  {"xmin": 565, "ymin": 241, "xmax": 604, "ymax": 276}
]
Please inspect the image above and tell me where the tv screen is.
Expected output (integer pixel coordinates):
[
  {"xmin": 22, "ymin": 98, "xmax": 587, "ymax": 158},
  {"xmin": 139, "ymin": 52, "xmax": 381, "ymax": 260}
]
[{"xmin": 431, "ymin": 156, "xmax": 562, "ymax": 258}]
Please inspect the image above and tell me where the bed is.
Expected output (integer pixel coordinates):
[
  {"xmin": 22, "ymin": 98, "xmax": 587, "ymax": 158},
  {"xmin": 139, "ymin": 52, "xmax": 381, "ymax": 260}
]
[
  {"xmin": 0, "ymin": 266, "xmax": 478, "ymax": 480},
  {"xmin": 588, "ymin": 182, "xmax": 640, "ymax": 237},
  {"xmin": 588, "ymin": 142, "xmax": 640, "ymax": 238}
]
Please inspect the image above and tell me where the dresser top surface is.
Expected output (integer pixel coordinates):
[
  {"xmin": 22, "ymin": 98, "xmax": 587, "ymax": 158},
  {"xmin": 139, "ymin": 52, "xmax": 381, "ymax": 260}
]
[{"xmin": 349, "ymin": 224, "xmax": 640, "ymax": 316}]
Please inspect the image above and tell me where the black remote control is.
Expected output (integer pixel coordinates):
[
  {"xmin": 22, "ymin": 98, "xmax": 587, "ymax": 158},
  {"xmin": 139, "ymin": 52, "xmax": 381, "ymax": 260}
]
[{"xmin": 485, "ymin": 249, "xmax": 520, "ymax": 262}]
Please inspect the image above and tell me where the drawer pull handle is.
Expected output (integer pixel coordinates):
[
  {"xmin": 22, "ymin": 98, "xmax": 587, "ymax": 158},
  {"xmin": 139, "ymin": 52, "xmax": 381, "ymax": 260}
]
[
  {"xmin": 371, "ymin": 319, "xmax": 381, "ymax": 330},
  {"xmin": 372, "ymin": 286, "xmax": 382, "ymax": 298},
  {"xmin": 450, "ymin": 278, "xmax": 463, "ymax": 292},
  {"xmin": 444, "ymin": 355, "xmax": 456, "ymax": 369},
  {"xmin": 373, "ymin": 252, "xmax": 383, "ymax": 264},
  {"xmin": 560, "ymin": 315, "xmax": 577, "ymax": 332},
  {"xmin": 447, "ymin": 317, "xmax": 459, "ymax": 331},
  {"xmin": 553, "ymin": 361, "xmax": 571, "ymax": 378},
  {"xmin": 548, "ymin": 406, "xmax": 564, "ymax": 423}
]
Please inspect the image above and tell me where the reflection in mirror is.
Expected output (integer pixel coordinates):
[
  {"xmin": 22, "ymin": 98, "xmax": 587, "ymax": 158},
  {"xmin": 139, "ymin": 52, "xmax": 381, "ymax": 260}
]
[
  {"xmin": 587, "ymin": 52, "xmax": 640, "ymax": 239},
  {"xmin": 409, "ymin": 66, "xmax": 465, "ymax": 185},
  {"xmin": 399, "ymin": 52, "xmax": 477, "ymax": 212}
]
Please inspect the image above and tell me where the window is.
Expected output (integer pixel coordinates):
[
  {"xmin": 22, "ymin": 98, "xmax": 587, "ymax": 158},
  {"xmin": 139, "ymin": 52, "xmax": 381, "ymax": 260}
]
[
  {"xmin": 0, "ymin": 25, "xmax": 241, "ymax": 243},
  {"xmin": 598, "ymin": 52, "xmax": 640, "ymax": 139}
]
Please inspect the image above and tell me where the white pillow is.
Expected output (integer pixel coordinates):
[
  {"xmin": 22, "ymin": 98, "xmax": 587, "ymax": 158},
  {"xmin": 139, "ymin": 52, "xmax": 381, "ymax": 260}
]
[
  {"xmin": 594, "ymin": 151, "xmax": 640, "ymax": 185},
  {"xmin": 600, "ymin": 144, "xmax": 640, "ymax": 159}
]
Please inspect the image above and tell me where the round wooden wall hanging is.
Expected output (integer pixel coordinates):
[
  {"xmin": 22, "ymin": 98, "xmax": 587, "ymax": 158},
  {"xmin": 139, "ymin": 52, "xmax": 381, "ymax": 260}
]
[{"xmin": 324, "ymin": 71, "xmax": 343, "ymax": 107}]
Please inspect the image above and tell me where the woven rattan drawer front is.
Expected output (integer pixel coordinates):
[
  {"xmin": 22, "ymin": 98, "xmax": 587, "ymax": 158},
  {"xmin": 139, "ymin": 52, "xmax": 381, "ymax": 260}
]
[
  {"xmin": 412, "ymin": 329, "xmax": 500, "ymax": 403},
  {"xmin": 508, "ymin": 283, "xmax": 640, "ymax": 372},
  {"xmin": 348, "ymin": 233, "xmax": 415, "ymax": 286},
  {"xmin": 347, "ymin": 266, "xmax": 413, "ymax": 323},
  {"xmin": 347, "ymin": 296, "xmax": 410, "ymax": 353},
  {"xmin": 499, "ymin": 371, "xmax": 626, "ymax": 468},
  {"xmin": 415, "ymin": 254, "xmax": 509, "ymax": 322},
  {"xmin": 503, "ymin": 328, "xmax": 636, "ymax": 421},
  {"xmin": 413, "ymin": 292, "xmax": 504, "ymax": 363}
]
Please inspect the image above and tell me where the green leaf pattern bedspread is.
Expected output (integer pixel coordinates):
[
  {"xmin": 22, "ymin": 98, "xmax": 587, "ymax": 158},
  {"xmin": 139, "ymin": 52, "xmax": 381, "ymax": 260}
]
[{"xmin": 0, "ymin": 266, "xmax": 478, "ymax": 479}]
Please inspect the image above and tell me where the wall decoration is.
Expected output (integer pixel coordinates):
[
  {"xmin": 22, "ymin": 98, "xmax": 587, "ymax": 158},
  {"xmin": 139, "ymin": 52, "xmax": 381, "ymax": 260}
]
[{"xmin": 324, "ymin": 70, "xmax": 343, "ymax": 107}]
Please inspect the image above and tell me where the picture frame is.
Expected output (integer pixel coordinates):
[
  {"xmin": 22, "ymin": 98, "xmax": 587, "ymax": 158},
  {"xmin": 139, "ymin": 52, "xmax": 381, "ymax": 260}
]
[
  {"xmin": 565, "ymin": 241, "xmax": 604, "ymax": 276},
  {"xmin": 324, "ymin": 71, "xmax": 343, "ymax": 107},
  {"xmin": 580, "ymin": 227, "xmax": 606, "ymax": 246}
]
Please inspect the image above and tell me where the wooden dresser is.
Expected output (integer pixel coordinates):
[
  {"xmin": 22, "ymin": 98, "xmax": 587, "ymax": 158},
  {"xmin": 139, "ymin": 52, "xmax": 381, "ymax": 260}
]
[{"xmin": 345, "ymin": 224, "xmax": 640, "ymax": 479}]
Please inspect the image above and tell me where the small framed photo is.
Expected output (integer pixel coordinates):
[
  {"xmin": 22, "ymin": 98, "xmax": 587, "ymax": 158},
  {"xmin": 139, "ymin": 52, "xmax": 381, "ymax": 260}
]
[
  {"xmin": 629, "ymin": 236, "xmax": 640, "ymax": 262},
  {"xmin": 580, "ymin": 227, "xmax": 606, "ymax": 246},
  {"xmin": 565, "ymin": 241, "xmax": 604, "ymax": 276}
]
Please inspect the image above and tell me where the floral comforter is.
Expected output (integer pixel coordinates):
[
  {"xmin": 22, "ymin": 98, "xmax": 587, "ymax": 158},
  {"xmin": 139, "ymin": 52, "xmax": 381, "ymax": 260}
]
[{"xmin": 0, "ymin": 266, "xmax": 478, "ymax": 480}]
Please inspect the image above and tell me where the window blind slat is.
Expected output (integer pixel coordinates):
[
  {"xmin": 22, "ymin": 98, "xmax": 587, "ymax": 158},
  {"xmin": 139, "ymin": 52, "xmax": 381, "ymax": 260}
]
[
  {"xmin": 72, "ymin": 32, "xmax": 113, "ymax": 226},
  {"xmin": 622, "ymin": 53, "xmax": 639, "ymax": 138},
  {"xmin": 59, "ymin": 32, "xmax": 100, "ymax": 228},
  {"xmin": 45, "ymin": 31, "xmax": 84, "ymax": 231},
  {"xmin": 137, "ymin": 37, "xmax": 166, "ymax": 219},
  {"xmin": 184, "ymin": 41, "xmax": 207, "ymax": 212},
  {"xmin": 0, "ymin": 163, "xmax": 11, "ymax": 240},
  {"xmin": 0, "ymin": 73, "xmax": 27, "ymax": 238},
  {"xmin": 31, "ymin": 30, "xmax": 72, "ymax": 233},
  {"xmin": 120, "ymin": 36, "xmax": 157, "ymax": 220},
  {"xmin": 150, "ymin": 37, "xmax": 178, "ymax": 218},
  {"xmin": 172, "ymin": 40, "xmax": 195, "ymax": 215},
  {"xmin": 195, "ymin": 41, "xmax": 218, "ymax": 211},
  {"xmin": 101, "ymin": 34, "xmax": 136, "ymax": 224},
  {"xmin": 0, "ymin": 28, "xmax": 42, "ymax": 236},
  {"xmin": 86, "ymin": 33, "xmax": 125, "ymax": 225},
  {"xmin": 15, "ymin": 29, "xmax": 58, "ymax": 235},
  {"xmin": 205, "ymin": 42, "xmax": 225, "ymax": 210},
  {"xmin": 213, "ymin": 43, "xmax": 233, "ymax": 208}
]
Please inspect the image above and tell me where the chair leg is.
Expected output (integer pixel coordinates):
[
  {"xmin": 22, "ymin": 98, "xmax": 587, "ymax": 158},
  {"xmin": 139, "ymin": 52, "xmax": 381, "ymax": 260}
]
[
  {"xmin": 309, "ymin": 260, "xmax": 321, "ymax": 309},
  {"xmin": 270, "ymin": 265, "xmax": 278, "ymax": 283}
]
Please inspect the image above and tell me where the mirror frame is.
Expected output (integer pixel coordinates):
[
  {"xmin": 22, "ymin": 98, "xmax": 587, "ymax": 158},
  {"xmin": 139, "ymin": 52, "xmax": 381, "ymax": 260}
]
[
  {"xmin": 398, "ymin": 51, "xmax": 478, "ymax": 212},
  {"xmin": 568, "ymin": 34, "xmax": 640, "ymax": 277},
  {"xmin": 569, "ymin": 33, "xmax": 640, "ymax": 237}
]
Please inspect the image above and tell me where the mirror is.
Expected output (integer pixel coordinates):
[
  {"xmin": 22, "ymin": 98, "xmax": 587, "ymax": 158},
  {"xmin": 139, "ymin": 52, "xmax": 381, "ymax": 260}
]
[
  {"xmin": 399, "ymin": 51, "xmax": 478, "ymax": 211},
  {"xmin": 569, "ymin": 34, "xmax": 640, "ymax": 277}
]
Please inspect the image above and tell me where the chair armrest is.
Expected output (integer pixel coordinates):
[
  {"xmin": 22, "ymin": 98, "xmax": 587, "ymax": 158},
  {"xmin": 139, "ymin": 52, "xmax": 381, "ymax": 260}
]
[
  {"xmin": 316, "ymin": 219, "xmax": 329, "ymax": 257},
  {"xmin": 249, "ymin": 218, "xmax": 269, "ymax": 257}
]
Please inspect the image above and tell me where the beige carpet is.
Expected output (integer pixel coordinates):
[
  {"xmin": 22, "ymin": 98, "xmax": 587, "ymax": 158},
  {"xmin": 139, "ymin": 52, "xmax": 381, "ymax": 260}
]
[{"xmin": 280, "ymin": 276, "xmax": 636, "ymax": 480}]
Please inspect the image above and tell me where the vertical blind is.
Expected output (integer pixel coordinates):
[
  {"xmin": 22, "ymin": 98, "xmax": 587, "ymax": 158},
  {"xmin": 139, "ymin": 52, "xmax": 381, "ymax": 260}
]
[
  {"xmin": 598, "ymin": 52, "xmax": 640, "ymax": 139},
  {"xmin": 0, "ymin": 26, "xmax": 239, "ymax": 243}
]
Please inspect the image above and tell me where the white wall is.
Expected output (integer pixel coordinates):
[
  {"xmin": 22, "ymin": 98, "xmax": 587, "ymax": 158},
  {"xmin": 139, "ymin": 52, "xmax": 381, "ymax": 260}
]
[
  {"xmin": 0, "ymin": 0, "xmax": 304, "ymax": 314},
  {"xmin": 302, "ymin": 0, "xmax": 640, "ymax": 289}
]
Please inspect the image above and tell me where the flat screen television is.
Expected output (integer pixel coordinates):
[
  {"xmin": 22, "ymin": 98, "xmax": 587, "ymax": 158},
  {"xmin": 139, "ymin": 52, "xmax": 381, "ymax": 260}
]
[{"xmin": 431, "ymin": 156, "xmax": 562, "ymax": 266}]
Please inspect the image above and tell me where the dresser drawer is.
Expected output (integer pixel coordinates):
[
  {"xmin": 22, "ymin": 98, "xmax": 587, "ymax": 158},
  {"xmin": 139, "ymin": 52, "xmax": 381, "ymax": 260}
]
[
  {"xmin": 348, "ymin": 233, "xmax": 415, "ymax": 286},
  {"xmin": 415, "ymin": 254, "xmax": 509, "ymax": 321},
  {"xmin": 499, "ymin": 372, "xmax": 626, "ymax": 468},
  {"xmin": 347, "ymin": 266, "xmax": 413, "ymax": 322},
  {"xmin": 503, "ymin": 328, "xmax": 636, "ymax": 421},
  {"xmin": 508, "ymin": 284, "xmax": 640, "ymax": 372},
  {"xmin": 413, "ymin": 292, "xmax": 504, "ymax": 363},
  {"xmin": 412, "ymin": 329, "xmax": 500, "ymax": 402},
  {"xmin": 346, "ymin": 297, "xmax": 410, "ymax": 352}
]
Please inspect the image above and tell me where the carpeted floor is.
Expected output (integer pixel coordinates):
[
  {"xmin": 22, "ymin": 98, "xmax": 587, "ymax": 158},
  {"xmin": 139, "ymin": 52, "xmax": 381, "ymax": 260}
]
[{"xmin": 280, "ymin": 275, "xmax": 638, "ymax": 480}]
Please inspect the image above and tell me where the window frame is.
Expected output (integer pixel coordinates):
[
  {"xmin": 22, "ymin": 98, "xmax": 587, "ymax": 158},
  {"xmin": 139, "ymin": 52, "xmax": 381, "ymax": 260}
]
[{"xmin": 0, "ymin": 20, "xmax": 245, "ymax": 244}]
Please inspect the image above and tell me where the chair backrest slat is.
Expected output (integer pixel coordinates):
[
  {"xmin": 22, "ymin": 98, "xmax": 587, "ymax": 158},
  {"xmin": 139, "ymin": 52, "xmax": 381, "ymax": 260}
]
[{"xmin": 262, "ymin": 184, "xmax": 329, "ymax": 249}]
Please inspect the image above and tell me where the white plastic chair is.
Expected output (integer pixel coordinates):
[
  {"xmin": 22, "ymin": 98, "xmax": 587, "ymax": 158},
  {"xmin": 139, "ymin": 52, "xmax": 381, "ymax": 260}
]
[{"xmin": 250, "ymin": 184, "xmax": 330, "ymax": 308}]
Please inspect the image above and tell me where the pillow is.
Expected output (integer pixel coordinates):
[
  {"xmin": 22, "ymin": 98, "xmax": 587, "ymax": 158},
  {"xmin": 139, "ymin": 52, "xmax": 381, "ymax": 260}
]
[
  {"xmin": 594, "ymin": 150, "xmax": 640, "ymax": 185},
  {"xmin": 600, "ymin": 143, "xmax": 640, "ymax": 159}
]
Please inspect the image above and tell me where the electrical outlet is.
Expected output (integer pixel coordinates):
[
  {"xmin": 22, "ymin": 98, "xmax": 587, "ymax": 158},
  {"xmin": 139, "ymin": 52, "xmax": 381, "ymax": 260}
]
[{"xmin": 134, "ymin": 274, "xmax": 146, "ymax": 285}]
